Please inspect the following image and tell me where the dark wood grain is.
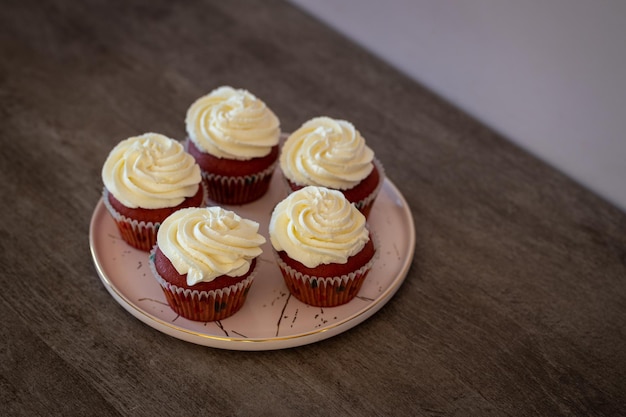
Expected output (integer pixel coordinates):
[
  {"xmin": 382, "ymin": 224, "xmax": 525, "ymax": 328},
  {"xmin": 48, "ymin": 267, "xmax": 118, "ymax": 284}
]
[{"xmin": 1, "ymin": 0, "xmax": 625, "ymax": 416}]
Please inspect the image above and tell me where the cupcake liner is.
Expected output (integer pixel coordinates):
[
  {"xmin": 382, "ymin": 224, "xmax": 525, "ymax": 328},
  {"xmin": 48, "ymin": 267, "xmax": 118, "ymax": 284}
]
[
  {"xmin": 148, "ymin": 248, "xmax": 256, "ymax": 322},
  {"xmin": 272, "ymin": 234, "xmax": 378, "ymax": 307},
  {"xmin": 102, "ymin": 184, "xmax": 207, "ymax": 252},
  {"xmin": 353, "ymin": 157, "xmax": 385, "ymax": 218},
  {"xmin": 102, "ymin": 189, "xmax": 159, "ymax": 252},
  {"xmin": 201, "ymin": 159, "xmax": 277, "ymax": 205}
]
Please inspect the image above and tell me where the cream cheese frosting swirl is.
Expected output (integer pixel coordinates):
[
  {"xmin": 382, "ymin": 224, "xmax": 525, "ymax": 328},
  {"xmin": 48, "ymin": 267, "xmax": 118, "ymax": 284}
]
[
  {"xmin": 269, "ymin": 186, "xmax": 369, "ymax": 268},
  {"xmin": 102, "ymin": 133, "xmax": 201, "ymax": 209},
  {"xmin": 158, "ymin": 207, "xmax": 266, "ymax": 285},
  {"xmin": 185, "ymin": 86, "xmax": 280, "ymax": 160},
  {"xmin": 280, "ymin": 117, "xmax": 374, "ymax": 190}
]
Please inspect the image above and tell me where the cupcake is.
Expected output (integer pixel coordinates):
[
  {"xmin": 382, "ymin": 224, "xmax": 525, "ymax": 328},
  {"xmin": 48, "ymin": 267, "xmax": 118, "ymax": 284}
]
[
  {"xmin": 149, "ymin": 207, "xmax": 265, "ymax": 322},
  {"xmin": 185, "ymin": 86, "xmax": 281, "ymax": 205},
  {"xmin": 269, "ymin": 186, "xmax": 376, "ymax": 307},
  {"xmin": 279, "ymin": 116, "xmax": 384, "ymax": 218},
  {"xmin": 102, "ymin": 133, "xmax": 205, "ymax": 252}
]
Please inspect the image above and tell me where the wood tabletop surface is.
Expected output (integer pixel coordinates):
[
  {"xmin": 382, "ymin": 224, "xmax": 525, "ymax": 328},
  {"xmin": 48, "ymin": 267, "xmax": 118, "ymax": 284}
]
[{"xmin": 1, "ymin": 1, "xmax": 625, "ymax": 416}]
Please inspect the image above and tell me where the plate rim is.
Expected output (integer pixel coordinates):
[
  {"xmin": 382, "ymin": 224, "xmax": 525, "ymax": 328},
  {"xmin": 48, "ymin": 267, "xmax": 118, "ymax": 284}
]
[{"xmin": 89, "ymin": 178, "xmax": 415, "ymax": 350}]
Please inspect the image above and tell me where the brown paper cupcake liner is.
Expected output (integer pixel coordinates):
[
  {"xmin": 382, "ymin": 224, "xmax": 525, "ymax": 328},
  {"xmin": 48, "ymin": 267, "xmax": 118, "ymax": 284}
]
[
  {"xmin": 273, "ymin": 235, "xmax": 378, "ymax": 307},
  {"xmin": 201, "ymin": 159, "xmax": 277, "ymax": 205},
  {"xmin": 148, "ymin": 248, "xmax": 256, "ymax": 322},
  {"xmin": 102, "ymin": 184, "xmax": 207, "ymax": 252}
]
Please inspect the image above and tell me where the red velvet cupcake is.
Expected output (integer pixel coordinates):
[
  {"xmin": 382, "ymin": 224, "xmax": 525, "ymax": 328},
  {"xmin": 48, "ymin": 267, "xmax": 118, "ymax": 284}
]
[
  {"xmin": 279, "ymin": 117, "xmax": 384, "ymax": 218},
  {"xmin": 269, "ymin": 186, "xmax": 377, "ymax": 307},
  {"xmin": 101, "ymin": 133, "xmax": 204, "ymax": 251},
  {"xmin": 185, "ymin": 86, "xmax": 281, "ymax": 205},
  {"xmin": 149, "ymin": 207, "xmax": 266, "ymax": 322}
]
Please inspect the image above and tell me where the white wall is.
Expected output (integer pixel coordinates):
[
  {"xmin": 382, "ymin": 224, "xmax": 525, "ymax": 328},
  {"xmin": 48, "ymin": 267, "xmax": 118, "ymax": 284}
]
[{"xmin": 289, "ymin": 0, "xmax": 626, "ymax": 212}]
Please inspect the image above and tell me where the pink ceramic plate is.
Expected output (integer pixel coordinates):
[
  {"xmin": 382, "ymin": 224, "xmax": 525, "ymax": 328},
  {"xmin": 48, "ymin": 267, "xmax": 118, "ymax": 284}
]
[{"xmin": 89, "ymin": 169, "xmax": 415, "ymax": 350}]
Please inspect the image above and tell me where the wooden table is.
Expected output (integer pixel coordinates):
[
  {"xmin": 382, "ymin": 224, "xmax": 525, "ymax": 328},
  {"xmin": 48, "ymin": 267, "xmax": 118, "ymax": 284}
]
[{"xmin": 2, "ymin": 1, "xmax": 625, "ymax": 415}]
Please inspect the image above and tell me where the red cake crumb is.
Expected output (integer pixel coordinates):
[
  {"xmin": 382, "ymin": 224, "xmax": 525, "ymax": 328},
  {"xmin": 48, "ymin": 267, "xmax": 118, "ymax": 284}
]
[
  {"xmin": 286, "ymin": 163, "xmax": 381, "ymax": 217},
  {"xmin": 277, "ymin": 238, "xmax": 375, "ymax": 279},
  {"xmin": 187, "ymin": 139, "xmax": 279, "ymax": 177},
  {"xmin": 153, "ymin": 246, "xmax": 255, "ymax": 291},
  {"xmin": 106, "ymin": 184, "xmax": 204, "ymax": 224}
]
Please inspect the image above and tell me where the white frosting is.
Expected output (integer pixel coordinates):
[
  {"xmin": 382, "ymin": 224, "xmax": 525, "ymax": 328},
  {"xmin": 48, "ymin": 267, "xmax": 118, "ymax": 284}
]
[
  {"xmin": 158, "ymin": 207, "xmax": 266, "ymax": 285},
  {"xmin": 280, "ymin": 117, "xmax": 374, "ymax": 190},
  {"xmin": 269, "ymin": 186, "xmax": 369, "ymax": 268},
  {"xmin": 102, "ymin": 133, "xmax": 201, "ymax": 209},
  {"xmin": 185, "ymin": 86, "xmax": 280, "ymax": 160}
]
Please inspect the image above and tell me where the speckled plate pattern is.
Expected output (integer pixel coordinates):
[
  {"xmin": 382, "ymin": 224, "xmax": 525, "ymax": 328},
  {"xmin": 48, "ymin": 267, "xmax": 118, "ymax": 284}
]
[{"xmin": 89, "ymin": 170, "xmax": 415, "ymax": 350}]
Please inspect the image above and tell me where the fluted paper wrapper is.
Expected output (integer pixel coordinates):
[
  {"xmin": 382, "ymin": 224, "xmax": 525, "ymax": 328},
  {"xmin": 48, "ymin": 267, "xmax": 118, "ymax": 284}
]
[
  {"xmin": 273, "ymin": 248, "xmax": 376, "ymax": 308},
  {"xmin": 102, "ymin": 185, "xmax": 207, "ymax": 252},
  {"xmin": 354, "ymin": 158, "xmax": 385, "ymax": 218},
  {"xmin": 102, "ymin": 189, "xmax": 159, "ymax": 252},
  {"xmin": 149, "ymin": 248, "xmax": 256, "ymax": 322},
  {"xmin": 201, "ymin": 160, "xmax": 277, "ymax": 205}
]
